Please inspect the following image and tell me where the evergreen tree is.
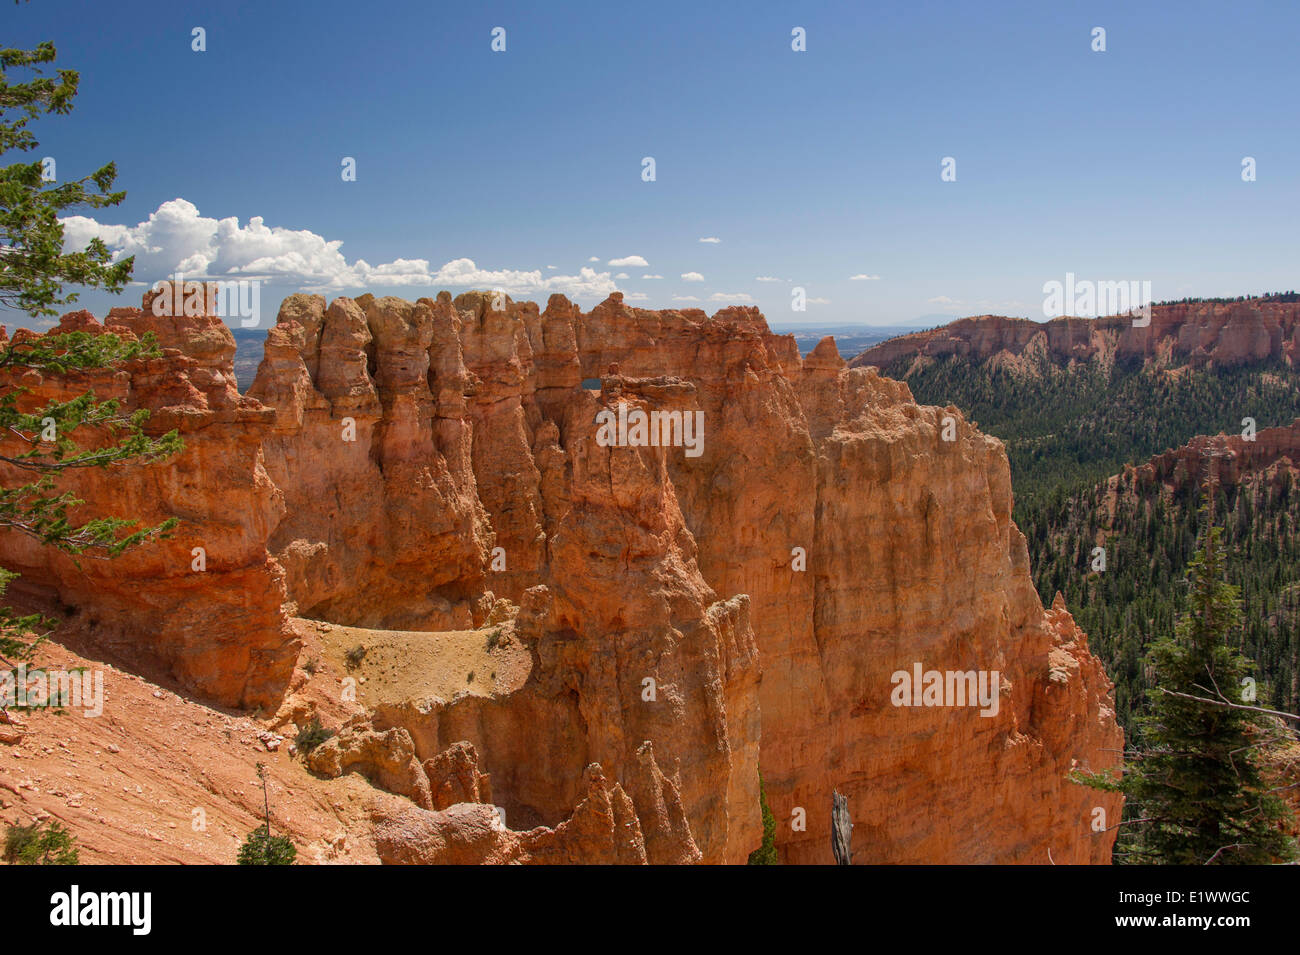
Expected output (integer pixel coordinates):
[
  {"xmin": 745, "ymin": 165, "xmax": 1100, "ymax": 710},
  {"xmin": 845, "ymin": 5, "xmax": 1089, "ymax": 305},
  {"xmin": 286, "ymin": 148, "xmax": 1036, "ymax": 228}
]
[
  {"xmin": 237, "ymin": 762, "xmax": 296, "ymax": 865},
  {"xmin": 236, "ymin": 826, "xmax": 297, "ymax": 867},
  {"xmin": 0, "ymin": 40, "xmax": 131, "ymax": 317},
  {"xmin": 747, "ymin": 773, "xmax": 778, "ymax": 865},
  {"xmin": 0, "ymin": 39, "xmax": 182, "ymax": 666},
  {"xmin": 1081, "ymin": 512, "xmax": 1297, "ymax": 864},
  {"xmin": 4, "ymin": 818, "xmax": 79, "ymax": 864}
]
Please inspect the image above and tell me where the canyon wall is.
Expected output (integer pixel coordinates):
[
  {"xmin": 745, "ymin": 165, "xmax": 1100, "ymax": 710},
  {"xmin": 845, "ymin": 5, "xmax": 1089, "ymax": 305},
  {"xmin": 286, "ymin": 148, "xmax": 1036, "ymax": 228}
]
[
  {"xmin": 0, "ymin": 297, "xmax": 296, "ymax": 709},
  {"xmin": 1131, "ymin": 418, "xmax": 1300, "ymax": 492},
  {"xmin": 852, "ymin": 301, "xmax": 1300, "ymax": 370},
  {"xmin": 0, "ymin": 286, "xmax": 1123, "ymax": 863}
]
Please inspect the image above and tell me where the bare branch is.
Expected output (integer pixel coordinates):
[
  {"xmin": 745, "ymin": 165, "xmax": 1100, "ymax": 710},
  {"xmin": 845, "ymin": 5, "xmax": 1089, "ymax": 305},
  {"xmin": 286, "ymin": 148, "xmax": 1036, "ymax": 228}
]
[
  {"xmin": 1159, "ymin": 687, "xmax": 1300, "ymax": 723},
  {"xmin": 1204, "ymin": 843, "xmax": 1251, "ymax": 865}
]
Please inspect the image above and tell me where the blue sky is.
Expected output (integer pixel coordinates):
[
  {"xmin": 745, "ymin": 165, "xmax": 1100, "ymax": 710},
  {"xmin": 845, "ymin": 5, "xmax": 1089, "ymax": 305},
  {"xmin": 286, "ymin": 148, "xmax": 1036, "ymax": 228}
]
[{"xmin": 6, "ymin": 0, "xmax": 1299, "ymax": 328}]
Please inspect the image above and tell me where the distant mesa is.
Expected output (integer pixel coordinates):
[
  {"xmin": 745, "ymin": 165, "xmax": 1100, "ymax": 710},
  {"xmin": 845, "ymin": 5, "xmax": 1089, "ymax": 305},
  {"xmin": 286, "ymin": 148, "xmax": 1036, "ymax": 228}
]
[{"xmin": 848, "ymin": 298, "xmax": 1300, "ymax": 371}]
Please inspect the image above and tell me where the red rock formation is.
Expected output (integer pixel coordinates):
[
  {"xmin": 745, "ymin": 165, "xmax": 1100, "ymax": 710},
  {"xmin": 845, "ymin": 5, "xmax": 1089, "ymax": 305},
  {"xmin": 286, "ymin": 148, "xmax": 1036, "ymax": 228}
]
[
  {"xmin": 248, "ymin": 293, "xmax": 491, "ymax": 630},
  {"xmin": 251, "ymin": 287, "xmax": 1125, "ymax": 863},
  {"xmin": 373, "ymin": 762, "xmax": 652, "ymax": 865},
  {"xmin": 0, "ymin": 286, "xmax": 1124, "ymax": 864},
  {"xmin": 423, "ymin": 740, "xmax": 493, "ymax": 810},
  {"xmin": 306, "ymin": 716, "xmax": 435, "ymax": 809},
  {"xmin": 851, "ymin": 300, "xmax": 1300, "ymax": 370},
  {"xmin": 0, "ymin": 292, "xmax": 297, "ymax": 709},
  {"xmin": 1131, "ymin": 418, "xmax": 1300, "ymax": 492}
]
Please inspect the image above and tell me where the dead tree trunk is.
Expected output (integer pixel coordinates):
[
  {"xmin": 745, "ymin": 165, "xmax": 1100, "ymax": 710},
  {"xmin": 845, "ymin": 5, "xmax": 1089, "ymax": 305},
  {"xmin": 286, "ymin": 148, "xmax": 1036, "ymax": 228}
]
[{"xmin": 831, "ymin": 790, "xmax": 852, "ymax": 865}]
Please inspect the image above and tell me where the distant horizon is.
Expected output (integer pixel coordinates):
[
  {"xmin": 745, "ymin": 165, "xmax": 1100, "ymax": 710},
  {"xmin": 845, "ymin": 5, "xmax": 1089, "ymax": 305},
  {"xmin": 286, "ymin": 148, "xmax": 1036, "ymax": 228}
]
[{"xmin": 11, "ymin": 287, "xmax": 1300, "ymax": 338}]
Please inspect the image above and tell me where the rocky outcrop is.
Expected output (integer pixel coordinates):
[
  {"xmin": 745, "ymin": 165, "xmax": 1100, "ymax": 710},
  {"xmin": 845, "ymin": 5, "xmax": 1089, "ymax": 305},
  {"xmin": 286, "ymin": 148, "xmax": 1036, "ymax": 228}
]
[
  {"xmin": 0, "ymin": 290, "xmax": 297, "ymax": 709},
  {"xmin": 306, "ymin": 717, "xmax": 434, "ymax": 809},
  {"xmin": 373, "ymin": 763, "xmax": 649, "ymax": 865},
  {"xmin": 248, "ymin": 293, "xmax": 490, "ymax": 630},
  {"xmin": 251, "ymin": 287, "xmax": 1121, "ymax": 863},
  {"xmin": 253, "ymin": 289, "xmax": 763, "ymax": 864},
  {"xmin": 424, "ymin": 740, "xmax": 493, "ymax": 810},
  {"xmin": 0, "ymin": 285, "xmax": 1123, "ymax": 863},
  {"xmin": 852, "ymin": 300, "xmax": 1300, "ymax": 371},
  {"xmin": 1132, "ymin": 418, "xmax": 1300, "ymax": 492}
]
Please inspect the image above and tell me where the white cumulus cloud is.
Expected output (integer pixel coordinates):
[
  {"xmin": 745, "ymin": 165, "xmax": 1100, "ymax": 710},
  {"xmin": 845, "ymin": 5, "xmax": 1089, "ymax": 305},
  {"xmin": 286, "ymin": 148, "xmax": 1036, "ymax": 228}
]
[
  {"xmin": 850, "ymin": 274, "xmax": 881, "ymax": 281},
  {"xmin": 59, "ymin": 198, "xmax": 618, "ymax": 299},
  {"xmin": 698, "ymin": 237, "xmax": 721, "ymax": 244},
  {"xmin": 642, "ymin": 274, "xmax": 663, "ymax": 279},
  {"xmin": 609, "ymin": 255, "xmax": 648, "ymax": 267},
  {"xmin": 755, "ymin": 276, "xmax": 785, "ymax": 282},
  {"xmin": 680, "ymin": 272, "xmax": 704, "ymax": 282},
  {"xmin": 708, "ymin": 292, "xmax": 754, "ymax": 302}
]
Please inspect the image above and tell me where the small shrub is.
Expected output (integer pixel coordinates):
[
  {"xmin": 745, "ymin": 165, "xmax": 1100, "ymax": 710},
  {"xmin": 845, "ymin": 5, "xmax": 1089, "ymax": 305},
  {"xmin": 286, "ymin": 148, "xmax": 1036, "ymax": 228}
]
[
  {"xmin": 294, "ymin": 717, "xmax": 334, "ymax": 754},
  {"xmin": 486, "ymin": 628, "xmax": 503, "ymax": 651},
  {"xmin": 4, "ymin": 820, "xmax": 80, "ymax": 865},
  {"xmin": 302, "ymin": 658, "xmax": 318, "ymax": 676},
  {"xmin": 236, "ymin": 825, "xmax": 296, "ymax": 866},
  {"xmin": 4, "ymin": 822, "xmax": 39, "ymax": 862},
  {"xmin": 345, "ymin": 645, "xmax": 367, "ymax": 669},
  {"xmin": 747, "ymin": 774, "xmax": 778, "ymax": 865}
]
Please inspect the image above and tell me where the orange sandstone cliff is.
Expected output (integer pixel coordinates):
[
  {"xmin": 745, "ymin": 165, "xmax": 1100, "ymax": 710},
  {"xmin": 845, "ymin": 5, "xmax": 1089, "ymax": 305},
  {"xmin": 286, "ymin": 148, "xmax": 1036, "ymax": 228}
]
[{"xmin": 0, "ymin": 286, "xmax": 1122, "ymax": 864}]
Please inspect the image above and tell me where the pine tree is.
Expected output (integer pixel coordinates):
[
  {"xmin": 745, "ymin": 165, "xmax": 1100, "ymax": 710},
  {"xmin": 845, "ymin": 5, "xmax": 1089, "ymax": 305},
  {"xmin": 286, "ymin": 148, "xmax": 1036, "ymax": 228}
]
[
  {"xmin": 1082, "ymin": 511, "xmax": 1298, "ymax": 864},
  {"xmin": 0, "ymin": 41, "xmax": 132, "ymax": 317},
  {"xmin": 236, "ymin": 826, "xmax": 297, "ymax": 866},
  {"xmin": 0, "ymin": 38, "xmax": 182, "ymax": 666},
  {"xmin": 237, "ymin": 763, "xmax": 296, "ymax": 866},
  {"xmin": 4, "ymin": 818, "xmax": 79, "ymax": 864}
]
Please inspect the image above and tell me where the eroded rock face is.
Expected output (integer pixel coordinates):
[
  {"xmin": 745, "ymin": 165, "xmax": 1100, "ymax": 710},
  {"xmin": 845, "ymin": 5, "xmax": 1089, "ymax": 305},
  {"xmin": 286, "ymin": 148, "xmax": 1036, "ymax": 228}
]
[
  {"xmin": 0, "ymin": 293, "xmax": 297, "ymax": 709},
  {"xmin": 252, "ymin": 288, "xmax": 1121, "ymax": 863},
  {"xmin": 1133, "ymin": 418, "xmax": 1300, "ymax": 492},
  {"xmin": 0, "ymin": 286, "xmax": 1123, "ymax": 863},
  {"xmin": 424, "ymin": 740, "xmax": 493, "ymax": 810},
  {"xmin": 851, "ymin": 300, "xmax": 1300, "ymax": 370},
  {"xmin": 248, "ymin": 293, "xmax": 490, "ymax": 631},
  {"xmin": 307, "ymin": 717, "xmax": 433, "ymax": 809},
  {"xmin": 373, "ymin": 763, "xmax": 649, "ymax": 865},
  {"xmin": 254, "ymin": 289, "xmax": 763, "ymax": 863}
]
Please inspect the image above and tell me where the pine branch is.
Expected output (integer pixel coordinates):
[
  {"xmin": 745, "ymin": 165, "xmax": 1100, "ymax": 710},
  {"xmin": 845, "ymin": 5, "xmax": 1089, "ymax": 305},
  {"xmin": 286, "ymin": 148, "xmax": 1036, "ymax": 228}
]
[
  {"xmin": 1100, "ymin": 816, "xmax": 1162, "ymax": 833},
  {"xmin": 1158, "ymin": 687, "xmax": 1300, "ymax": 723},
  {"xmin": 1203, "ymin": 843, "xmax": 1251, "ymax": 865}
]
